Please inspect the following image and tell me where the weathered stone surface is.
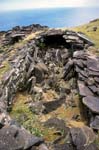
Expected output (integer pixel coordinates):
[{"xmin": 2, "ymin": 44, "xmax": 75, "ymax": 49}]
[
  {"xmin": 0, "ymin": 126, "xmax": 23, "ymax": 150},
  {"xmin": 77, "ymin": 33, "xmax": 94, "ymax": 46},
  {"xmin": 34, "ymin": 62, "xmax": 48, "ymax": 83},
  {"xmin": 63, "ymin": 59, "xmax": 74, "ymax": 80},
  {"xmin": 75, "ymin": 66, "xmax": 88, "ymax": 78},
  {"xmin": 54, "ymin": 143, "xmax": 75, "ymax": 150},
  {"xmin": 70, "ymin": 126, "xmax": 96, "ymax": 150},
  {"xmin": 88, "ymin": 70, "xmax": 99, "ymax": 77},
  {"xmin": 85, "ymin": 77, "xmax": 95, "ymax": 86},
  {"xmin": 87, "ymin": 57, "xmax": 99, "ymax": 72},
  {"xmin": 0, "ymin": 113, "xmax": 11, "ymax": 128},
  {"xmin": 88, "ymin": 85, "xmax": 99, "ymax": 95},
  {"xmin": 94, "ymin": 77, "xmax": 99, "ymax": 83},
  {"xmin": 83, "ymin": 96, "xmax": 99, "ymax": 114},
  {"xmin": 73, "ymin": 51, "xmax": 87, "ymax": 59},
  {"xmin": 0, "ymin": 126, "xmax": 43, "ymax": 150},
  {"xmin": 73, "ymin": 59, "xmax": 84, "ymax": 68},
  {"xmin": 90, "ymin": 115, "xmax": 99, "ymax": 130},
  {"xmin": 29, "ymin": 101, "xmax": 45, "ymax": 115},
  {"xmin": 78, "ymin": 80, "xmax": 93, "ymax": 97},
  {"xmin": 39, "ymin": 144, "xmax": 49, "ymax": 150}
]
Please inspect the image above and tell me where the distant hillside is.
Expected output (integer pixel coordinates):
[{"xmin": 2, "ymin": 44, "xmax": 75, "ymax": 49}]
[{"xmin": 72, "ymin": 19, "xmax": 99, "ymax": 48}]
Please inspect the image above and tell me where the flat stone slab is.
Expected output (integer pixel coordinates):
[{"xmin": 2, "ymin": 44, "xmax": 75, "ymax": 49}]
[
  {"xmin": 88, "ymin": 70, "xmax": 99, "ymax": 77},
  {"xmin": 77, "ymin": 80, "xmax": 93, "ymax": 97},
  {"xmin": 83, "ymin": 96, "xmax": 99, "ymax": 114},
  {"xmin": 74, "ymin": 59, "xmax": 84, "ymax": 68},
  {"xmin": 70, "ymin": 126, "xmax": 96, "ymax": 150},
  {"xmin": 87, "ymin": 57, "xmax": 99, "ymax": 72},
  {"xmin": 94, "ymin": 77, "xmax": 99, "ymax": 83},
  {"xmin": 88, "ymin": 85, "xmax": 99, "ymax": 95},
  {"xmin": 73, "ymin": 51, "xmax": 88, "ymax": 59},
  {"xmin": 90, "ymin": 115, "xmax": 99, "ymax": 130}
]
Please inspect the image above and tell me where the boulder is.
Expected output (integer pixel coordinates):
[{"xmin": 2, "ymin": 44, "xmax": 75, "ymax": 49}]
[{"xmin": 83, "ymin": 96, "xmax": 99, "ymax": 114}]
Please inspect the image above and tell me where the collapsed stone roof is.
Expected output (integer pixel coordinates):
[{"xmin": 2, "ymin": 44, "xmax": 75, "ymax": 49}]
[{"xmin": 0, "ymin": 27, "xmax": 98, "ymax": 150}]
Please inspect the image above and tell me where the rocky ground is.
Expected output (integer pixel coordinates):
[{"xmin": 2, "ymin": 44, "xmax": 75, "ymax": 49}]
[{"xmin": 0, "ymin": 22, "xmax": 99, "ymax": 150}]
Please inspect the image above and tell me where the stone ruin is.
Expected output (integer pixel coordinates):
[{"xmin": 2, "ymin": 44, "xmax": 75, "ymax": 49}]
[{"xmin": 0, "ymin": 27, "xmax": 99, "ymax": 150}]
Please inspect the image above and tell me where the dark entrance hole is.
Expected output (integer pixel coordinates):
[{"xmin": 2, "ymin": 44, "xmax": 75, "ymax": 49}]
[{"xmin": 43, "ymin": 35, "xmax": 71, "ymax": 48}]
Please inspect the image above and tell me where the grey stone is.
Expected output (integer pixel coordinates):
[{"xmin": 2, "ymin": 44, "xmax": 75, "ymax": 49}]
[
  {"xmin": 29, "ymin": 101, "xmax": 45, "ymax": 115},
  {"xmin": 34, "ymin": 63, "xmax": 48, "ymax": 83},
  {"xmin": 85, "ymin": 77, "xmax": 95, "ymax": 86},
  {"xmin": 39, "ymin": 144, "xmax": 49, "ymax": 150},
  {"xmin": 90, "ymin": 115, "xmax": 99, "ymax": 130},
  {"xmin": 0, "ymin": 126, "xmax": 23, "ymax": 150},
  {"xmin": 94, "ymin": 77, "xmax": 99, "ymax": 83},
  {"xmin": 73, "ymin": 51, "xmax": 87, "ymax": 59},
  {"xmin": 74, "ymin": 59, "xmax": 84, "ymax": 68},
  {"xmin": 0, "ymin": 126, "xmax": 43, "ymax": 150},
  {"xmin": 54, "ymin": 143, "xmax": 75, "ymax": 150},
  {"xmin": 78, "ymin": 80, "xmax": 93, "ymax": 97},
  {"xmin": 87, "ymin": 58, "xmax": 99, "ymax": 72},
  {"xmin": 70, "ymin": 126, "xmax": 96, "ymax": 150},
  {"xmin": 84, "ymin": 143, "xmax": 98, "ymax": 150},
  {"xmin": 88, "ymin": 70, "xmax": 99, "ymax": 77},
  {"xmin": 83, "ymin": 96, "xmax": 99, "ymax": 114},
  {"xmin": 88, "ymin": 85, "xmax": 99, "ymax": 95}
]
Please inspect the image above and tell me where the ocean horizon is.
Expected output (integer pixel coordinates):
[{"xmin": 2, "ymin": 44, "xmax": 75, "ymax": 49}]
[{"xmin": 0, "ymin": 7, "xmax": 99, "ymax": 31}]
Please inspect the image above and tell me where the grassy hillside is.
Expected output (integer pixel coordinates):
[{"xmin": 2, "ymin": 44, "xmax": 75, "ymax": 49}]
[{"xmin": 72, "ymin": 19, "xmax": 99, "ymax": 48}]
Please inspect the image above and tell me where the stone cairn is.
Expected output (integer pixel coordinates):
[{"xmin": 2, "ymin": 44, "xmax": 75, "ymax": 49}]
[{"xmin": 0, "ymin": 27, "xmax": 99, "ymax": 150}]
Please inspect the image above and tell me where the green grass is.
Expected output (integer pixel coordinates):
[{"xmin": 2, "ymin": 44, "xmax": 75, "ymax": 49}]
[{"xmin": 10, "ymin": 93, "xmax": 43, "ymax": 137}]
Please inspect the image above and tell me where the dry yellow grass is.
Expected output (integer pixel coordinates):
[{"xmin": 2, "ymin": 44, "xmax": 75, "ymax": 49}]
[{"xmin": 71, "ymin": 19, "xmax": 99, "ymax": 48}]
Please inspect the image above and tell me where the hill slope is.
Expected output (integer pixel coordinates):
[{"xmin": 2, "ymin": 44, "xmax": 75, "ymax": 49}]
[{"xmin": 72, "ymin": 19, "xmax": 99, "ymax": 49}]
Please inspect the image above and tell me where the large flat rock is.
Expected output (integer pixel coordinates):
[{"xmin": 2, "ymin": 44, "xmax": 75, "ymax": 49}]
[
  {"xmin": 83, "ymin": 96, "xmax": 99, "ymax": 114},
  {"xmin": 77, "ymin": 80, "xmax": 93, "ymax": 97},
  {"xmin": 87, "ymin": 57, "xmax": 99, "ymax": 72}
]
